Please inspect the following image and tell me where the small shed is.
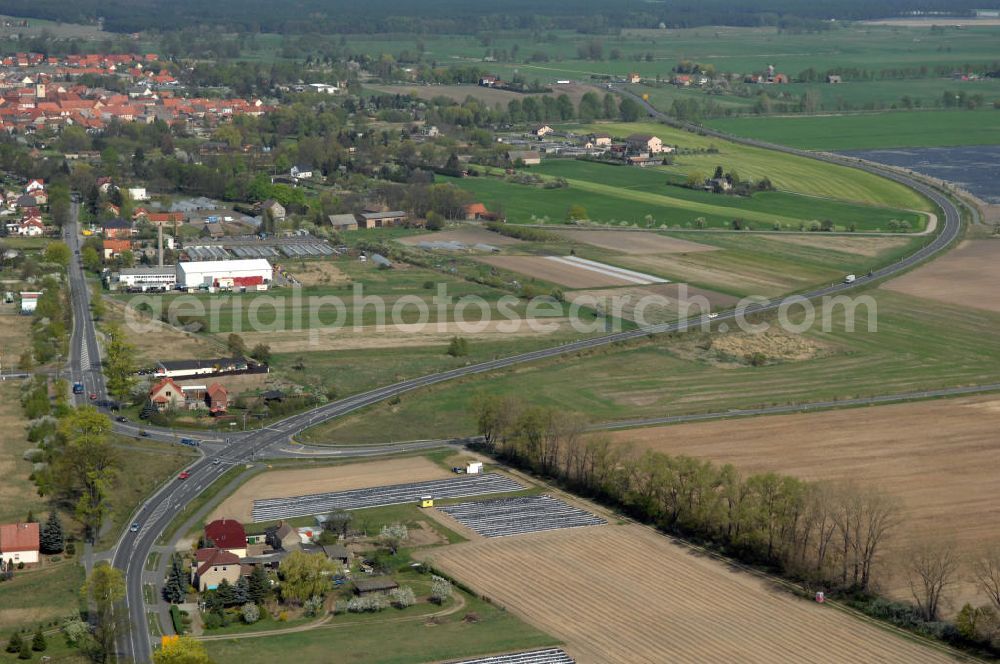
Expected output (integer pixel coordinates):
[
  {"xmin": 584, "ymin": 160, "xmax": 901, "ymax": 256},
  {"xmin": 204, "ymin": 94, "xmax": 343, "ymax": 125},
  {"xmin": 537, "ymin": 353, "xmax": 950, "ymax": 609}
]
[
  {"xmin": 466, "ymin": 462, "xmax": 483, "ymax": 475},
  {"xmin": 420, "ymin": 495, "xmax": 434, "ymax": 508},
  {"xmin": 353, "ymin": 576, "xmax": 399, "ymax": 596}
]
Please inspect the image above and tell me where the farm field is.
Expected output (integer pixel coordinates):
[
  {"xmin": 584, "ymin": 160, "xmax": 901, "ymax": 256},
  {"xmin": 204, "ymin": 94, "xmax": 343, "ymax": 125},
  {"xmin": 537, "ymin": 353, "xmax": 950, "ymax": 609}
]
[
  {"xmin": 348, "ymin": 25, "xmax": 1000, "ymax": 83},
  {"xmin": 451, "ymin": 160, "xmax": 927, "ymax": 230},
  {"xmin": 420, "ymin": 525, "xmax": 957, "ymax": 663},
  {"xmin": 552, "ymin": 229, "xmax": 717, "ymax": 254},
  {"xmin": 883, "ymin": 239, "xmax": 1000, "ymax": 312},
  {"xmin": 302, "ymin": 290, "xmax": 1000, "ymax": 444},
  {"xmin": 396, "ymin": 226, "xmax": 524, "ymax": 247},
  {"xmin": 210, "ymin": 456, "xmax": 453, "ymax": 523},
  {"xmin": 707, "ymin": 109, "xmax": 1000, "ymax": 151},
  {"xmin": 567, "ymin": 122, "xmax": 933, "ymax": 211},
  {"xmin": 367, "ymin": 82, "xmax": 599, "ymax": 107},
  {"xmin": 566, "ymin": 283, "xmax": 738, "ymax": 325},
  {"xmin": 608, "ymin": 394, "xmax": 1000, "ymax": 611},
  {"xmin": 473, "ymin": 255, "xmax": 661, "ymax": 288}
]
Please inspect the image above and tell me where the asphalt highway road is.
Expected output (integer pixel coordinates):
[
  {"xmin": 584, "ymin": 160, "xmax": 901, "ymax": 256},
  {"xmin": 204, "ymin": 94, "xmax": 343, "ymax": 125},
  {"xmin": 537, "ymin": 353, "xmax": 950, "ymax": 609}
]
[{"xmin": 76, "ymin": 120, "xmax": 964, "ymax": 661}]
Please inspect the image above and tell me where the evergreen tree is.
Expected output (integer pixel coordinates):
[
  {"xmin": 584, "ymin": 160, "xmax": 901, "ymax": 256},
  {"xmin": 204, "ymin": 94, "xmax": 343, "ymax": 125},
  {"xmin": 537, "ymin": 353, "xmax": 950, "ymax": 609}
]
[
  {"xmin": 17, "ymin": 637, "xmax": 30, "ymax": 660},
  {"xmin": 5, "ymin": 632, "xmax": 21, "ymax": 653},
  {"xmin": 31, "ymin": 629, "xmax": 45, "ymax": 652},
  {"xmin": 247, "ymin": 566, "xmax": 268, "ymax": 604},
  {"xmin": 233, "ymin": 577, "xmax": 250, "ymax": 605},
  {"xmin": 40, "ymin": 512, "xmax": 64, "ymax": 554},
  {"xmin": 216, "ymin": 578, "xmax": 236, "ymax": 607},
  {"xmin": 162, "ymin": 555, "xmax": 186, "ymax": 604}
]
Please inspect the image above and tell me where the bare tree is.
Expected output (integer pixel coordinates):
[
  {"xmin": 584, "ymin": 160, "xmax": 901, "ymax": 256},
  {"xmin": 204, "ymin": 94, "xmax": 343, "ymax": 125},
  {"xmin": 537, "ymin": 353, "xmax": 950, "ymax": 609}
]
[
  {"xmin": 972, "ymin": 548, "xmax": 1000, "ymax": 612},
  {"xmin": 852, "ymin": 486, "xmax": 901, "ymax": 591},
  {"xmin": 906, "ymin": 540, "xmax": 961, "ymax": 622}
]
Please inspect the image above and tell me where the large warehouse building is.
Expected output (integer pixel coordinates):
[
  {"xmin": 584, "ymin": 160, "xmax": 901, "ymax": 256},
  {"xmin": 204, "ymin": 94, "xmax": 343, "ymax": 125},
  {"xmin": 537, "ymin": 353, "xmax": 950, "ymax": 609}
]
[{"xmin": 176, "ymin": 259, "xmax": 273, "ymax": 291}]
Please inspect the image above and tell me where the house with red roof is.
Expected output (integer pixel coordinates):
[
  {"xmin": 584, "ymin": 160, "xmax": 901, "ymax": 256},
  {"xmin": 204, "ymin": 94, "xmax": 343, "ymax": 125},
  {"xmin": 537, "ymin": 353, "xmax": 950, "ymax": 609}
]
[
  {"xmin": 148, "ymin": 377, "xmax": 185, "ymax": 411},
  {"xmin": 190, "ymin": 547, "xmax": 241, "ymax": 591},
  {"xmin": 206, "ymin": 383, "xmax": 228, "ymax": 414},
  {"xmin": 204, "ymin": 519, "xmax": 247, "ymax": 557},
  {"xmin": 103, "ymin": 238, "xmax": 132, "ymax": 259},
  {"xmin": 0, "ymin": 522, "xmax": 40, "ymax": 565}
]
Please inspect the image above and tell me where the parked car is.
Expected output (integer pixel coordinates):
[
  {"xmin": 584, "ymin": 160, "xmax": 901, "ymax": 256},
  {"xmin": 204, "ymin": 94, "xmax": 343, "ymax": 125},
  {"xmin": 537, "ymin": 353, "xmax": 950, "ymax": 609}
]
[{"xmin": 116, "ymin": 416, "xmax": 128, "ymax": 423}]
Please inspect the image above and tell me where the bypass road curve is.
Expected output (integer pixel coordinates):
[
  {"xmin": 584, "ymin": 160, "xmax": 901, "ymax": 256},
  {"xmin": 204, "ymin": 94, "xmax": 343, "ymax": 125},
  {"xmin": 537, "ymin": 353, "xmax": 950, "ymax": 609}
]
[{"xmin": 97, "ymin": 120, "xmax": 964, "ymax": 662}]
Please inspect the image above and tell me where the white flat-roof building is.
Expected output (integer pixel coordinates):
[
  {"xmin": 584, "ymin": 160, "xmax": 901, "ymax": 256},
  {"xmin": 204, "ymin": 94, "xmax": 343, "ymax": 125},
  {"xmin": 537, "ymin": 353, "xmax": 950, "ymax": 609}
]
[
  {"xmin": 116, "ymin": 267, "xmax": 176, "ymax": 291},
  {"xmin": 176, "ymin": 259, "xmax": 272, "ymax": 290}
]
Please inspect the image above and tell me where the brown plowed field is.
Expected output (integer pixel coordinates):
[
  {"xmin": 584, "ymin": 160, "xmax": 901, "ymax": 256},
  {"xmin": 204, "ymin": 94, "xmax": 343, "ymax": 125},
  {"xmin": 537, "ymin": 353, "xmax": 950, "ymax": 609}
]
[
  {"xmin": 421, "ymin": 525, "xmax": 957, "ymax": 663},
  {"xmin": 554, "ymin": 230, "xmax": 718, "ymax": 255},
  {"xmin": 883, "ymin": 239, "xmax": 1000, "ymax": 312},
  {"xmin": 608, "ymin": 395, "xmax": 1000, "ymax": 612},
  {"xmin": 474, "ymin": 255, "xmax": 636, "ymax": 288}
]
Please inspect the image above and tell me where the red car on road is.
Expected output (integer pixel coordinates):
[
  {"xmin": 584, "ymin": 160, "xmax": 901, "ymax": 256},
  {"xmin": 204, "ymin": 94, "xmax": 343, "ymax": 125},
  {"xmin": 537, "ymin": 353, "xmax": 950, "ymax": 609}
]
[
  {"xmin": 89, "ymin": 393, "xmax": 97, "ymax": 400},
  {"xmin": 177, "ymin": 471, "xmax": 191, "ymax": 480}
]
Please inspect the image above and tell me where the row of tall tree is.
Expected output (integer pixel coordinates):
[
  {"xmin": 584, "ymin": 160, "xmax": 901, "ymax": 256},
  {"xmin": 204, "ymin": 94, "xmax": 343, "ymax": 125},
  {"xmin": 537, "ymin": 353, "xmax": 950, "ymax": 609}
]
[{"xmin": 473, "ymin": 395, "xmax": 897, "ymax": 592}]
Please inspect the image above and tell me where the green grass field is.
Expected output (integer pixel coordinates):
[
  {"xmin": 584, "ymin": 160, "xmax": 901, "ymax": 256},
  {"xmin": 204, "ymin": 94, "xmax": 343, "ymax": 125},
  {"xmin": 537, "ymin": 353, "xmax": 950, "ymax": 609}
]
[
  {"xmin": 345, "ymin": 24, "xmax": 1000, "ymax": 80},
  {"xmin": 565, "ymin": 121, "xmax": 933, "ymax": 211},
  {"xmin": 300, "ymin": 290, "xmax": 1000, "ymax": 444},
  {"xmin": 707, "ymin": 109, "xmax": 1000, "ymax": 150},
  {"xmin": 203, "ymin": 591, "xmax": 557, "ymax": 664},
  {"xmin": 455, "ymin": 160, "xmax": 926, "ymax": 230},
  {"xmin": 0, "ymin": 561, "xmax": 85, "ymax": 634}
]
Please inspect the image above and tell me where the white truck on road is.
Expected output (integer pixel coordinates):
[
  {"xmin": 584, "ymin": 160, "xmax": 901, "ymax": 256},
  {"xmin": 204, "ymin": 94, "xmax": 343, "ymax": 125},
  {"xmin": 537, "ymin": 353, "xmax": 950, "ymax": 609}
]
[{"xmin": 843, "ymin": 274, "xmax": 856, "ymax": 283}]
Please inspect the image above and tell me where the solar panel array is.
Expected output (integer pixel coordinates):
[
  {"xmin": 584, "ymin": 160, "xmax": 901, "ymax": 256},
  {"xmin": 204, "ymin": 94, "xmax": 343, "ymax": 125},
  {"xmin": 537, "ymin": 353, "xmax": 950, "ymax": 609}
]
[
  {"xmin": 437, "ymin": 495, "xmax": 606, "ymax": 538},
  {"xmin": 251, "ymin": 473, "xmax": 524, "ymax": 522},
  {"xmin": 443, "ymin": 649, "xmax": 575, "ymax": 664}
]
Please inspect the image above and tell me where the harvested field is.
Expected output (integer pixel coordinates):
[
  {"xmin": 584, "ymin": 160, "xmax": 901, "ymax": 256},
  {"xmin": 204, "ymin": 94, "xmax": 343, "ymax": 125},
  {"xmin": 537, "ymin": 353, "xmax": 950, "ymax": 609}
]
[
  {"xmin": 0, "ymin": 382, "xmax": 45, "ymax": 523},
  {"xmin": 251, "ymin": 473, "xmax": 524, "ymax": 522},
  {"xmin": 883, "ymin": 239, "xmax": 1000, "ymax": 312},
  {"xmin": 437, "ymin": 495, "xmax": 605, "ymax": 538},
  {"xmin": 762, "ymin": 234, "xmax": 911, "ymax": 258},
  {"xmin": 615, "ymin": 252, "xmax": 815, "ymax": 297},
  {"xmin": 609, "ymin": 395, "xmax": 1000, "ymax": 611},
  {"xmin": 422, "ymin": 525, "xmax": 956, "ymax": 663},
  {"xmin": 234, "ymin": 318, "xmax": 575, "ymax": 352},
  {"xmin": 210, "ymin": 457, "xmax": 452, "ymax": 523},
  {"xmin": 397, "ymin": 227, "xmax": 523, "ymax": 248},
  {"xmin": 475, "ymin": 255, "xmax": 662, "ymax": 289},
  {"xmin": 566, "ymin": 283, "xmax": 738, "ymax": 325},
  {"xmin": 554, "ymin": 230, "xmax": 717, "ymax": 255}
]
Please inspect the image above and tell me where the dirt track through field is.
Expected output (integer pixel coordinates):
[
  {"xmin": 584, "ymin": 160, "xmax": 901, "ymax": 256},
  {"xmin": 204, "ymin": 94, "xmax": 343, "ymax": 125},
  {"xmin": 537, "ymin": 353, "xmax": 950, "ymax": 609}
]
[
  {"xmin": 883, "ymin": 239, "xmax": 1000, "ymax": 312},
  {"xmin": 422, "ymin": 526, "xmax": 957, "ymax": 663},
  {"xmin": 210, "ymin": 457, "xmax": 451, "ymax": 523}
]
